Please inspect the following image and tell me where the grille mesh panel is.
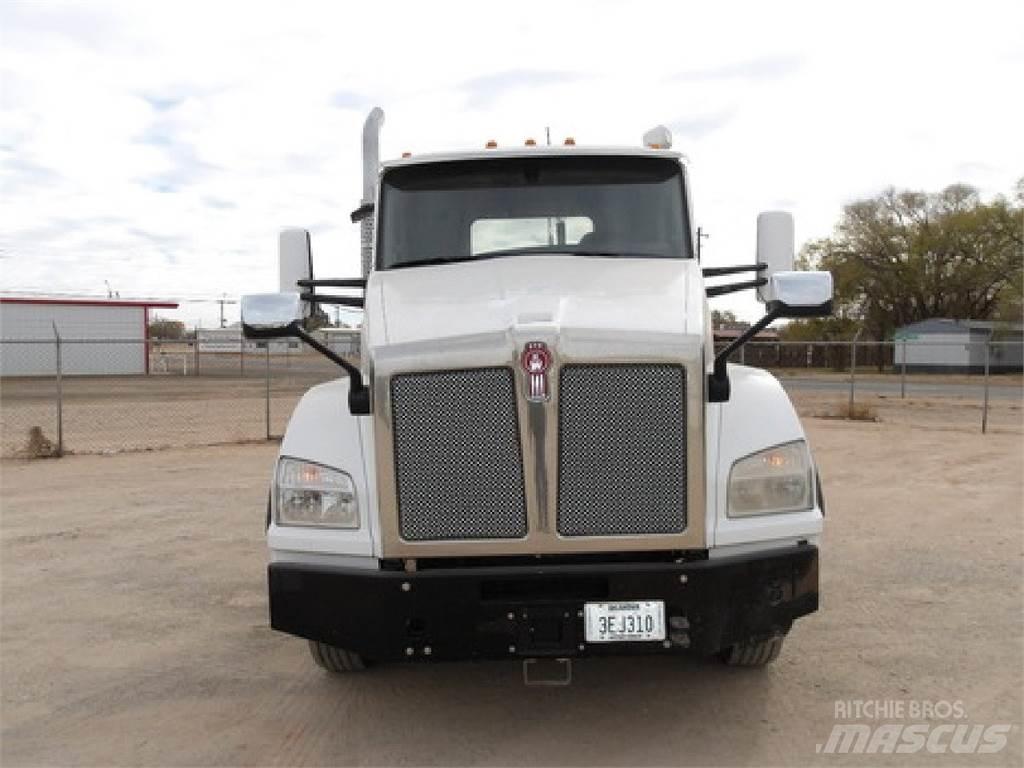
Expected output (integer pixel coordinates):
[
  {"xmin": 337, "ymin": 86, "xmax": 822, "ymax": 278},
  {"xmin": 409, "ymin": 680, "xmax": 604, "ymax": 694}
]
[
  {"xmin": 558, "ymin": 364, "xmax": 687, "ymax": 536},
  {"xmin": 391, "ymin": 368, "xmax": 527, "ymax": 541}
]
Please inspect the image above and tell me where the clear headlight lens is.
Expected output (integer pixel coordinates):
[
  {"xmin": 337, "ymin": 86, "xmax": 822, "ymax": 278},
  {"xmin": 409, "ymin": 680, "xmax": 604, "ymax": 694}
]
[
  {"xmin": 727, "ymin": 440, "xmax": 813, "ymax": 517},
  {"xmin": 275, "ymin": 458, "xmax": 359, "ymax": 528}
]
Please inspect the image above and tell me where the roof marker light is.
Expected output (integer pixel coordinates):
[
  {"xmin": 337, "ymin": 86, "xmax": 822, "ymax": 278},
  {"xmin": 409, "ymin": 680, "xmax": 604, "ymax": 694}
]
[
  {"xmin": 525, "ymin": 138, "xmax": 536, "ymax": 146},
  {"xmin": 401, "ymin": 151, "xmax": 412, "ymax": 158},
  {"xmin": 564, "ymin": 137, "xmax": 576, "ymax": 146},
  {"xmin": 642, "ymin": 125, "xmax": 673, "ymax": 150},
  {"xmin": 485, "ymin": 140, "xmax": 498, "ymax": 148}
]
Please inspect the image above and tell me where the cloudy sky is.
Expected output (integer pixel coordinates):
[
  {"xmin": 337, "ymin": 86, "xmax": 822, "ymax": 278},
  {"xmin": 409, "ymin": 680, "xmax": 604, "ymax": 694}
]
[{"xmin": 2, "ymin": 0, "xmax": 1021, "ymax": 327}]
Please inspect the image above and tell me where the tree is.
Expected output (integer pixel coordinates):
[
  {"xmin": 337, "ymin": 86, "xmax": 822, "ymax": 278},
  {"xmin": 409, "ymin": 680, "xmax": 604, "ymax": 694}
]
[
  {"xmin": 711, "ymin": 309, "xmax": 738, "ymax": 327},
  {"xmin": 148, "ymin": 318, "xmax": 185, "ymax": 339},
  {"xmin": 797, "ymin": 181, "xmax": 1023, "ymax": 339}
]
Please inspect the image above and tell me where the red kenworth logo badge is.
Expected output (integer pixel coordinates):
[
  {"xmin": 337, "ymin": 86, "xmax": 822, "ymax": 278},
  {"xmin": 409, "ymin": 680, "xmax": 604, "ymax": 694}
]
[{"xmin": 521, "ymin": 342, "xmax": 552, "ymax": 402}]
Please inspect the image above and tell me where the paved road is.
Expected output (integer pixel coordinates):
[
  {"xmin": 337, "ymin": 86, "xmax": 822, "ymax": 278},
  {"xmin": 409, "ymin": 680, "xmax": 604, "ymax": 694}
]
[{"xmin": 781, "ymin": 376, "xmax": 1023, "ymax": 400}]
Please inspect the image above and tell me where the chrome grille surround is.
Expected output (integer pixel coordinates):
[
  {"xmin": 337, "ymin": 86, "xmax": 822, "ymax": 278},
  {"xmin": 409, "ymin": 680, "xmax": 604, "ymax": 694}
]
[
  {"xmin": 390, "ymin": 367, "xmax": 528, "ymax": 541},
  {"xmin": 557, "ymin": 364, "xmax": 687, "ymax": 536}
]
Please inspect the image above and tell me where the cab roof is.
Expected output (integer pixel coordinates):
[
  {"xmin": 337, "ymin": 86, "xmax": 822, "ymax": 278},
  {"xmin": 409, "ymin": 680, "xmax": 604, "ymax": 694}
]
[{"xmin": 380, "ymin": 145, "xmax": 687, "ymax": 170}]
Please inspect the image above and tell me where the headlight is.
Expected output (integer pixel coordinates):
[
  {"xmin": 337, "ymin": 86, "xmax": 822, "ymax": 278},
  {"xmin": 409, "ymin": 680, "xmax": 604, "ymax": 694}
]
[
  {"xmin": 275, "ymin": 458, "xmax": 359, "ymax": 528},
  {"xmin": 727, "ymin": 441, "xmax": 813, "ymax": 518}
]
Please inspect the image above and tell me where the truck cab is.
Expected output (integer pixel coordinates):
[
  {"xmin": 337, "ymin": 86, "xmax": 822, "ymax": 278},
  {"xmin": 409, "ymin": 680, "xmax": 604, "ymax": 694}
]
[{"xmin": 243, "ymin": 110, "xmax": 832, "ymax": 677}]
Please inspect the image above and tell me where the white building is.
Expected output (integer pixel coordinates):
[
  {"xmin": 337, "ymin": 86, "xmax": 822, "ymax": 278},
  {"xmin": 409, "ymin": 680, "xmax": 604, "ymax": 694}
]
[
  {"xmin": 894, "ymin": 318, "xmax": 1024, "ymax": 373},
  {"xmin": 196, "ymin": 328, "xmax": 299, "ymax": 354},
  {"xmin": 0, "ymin": 296, "xmax": 179, "ymax": 376}
]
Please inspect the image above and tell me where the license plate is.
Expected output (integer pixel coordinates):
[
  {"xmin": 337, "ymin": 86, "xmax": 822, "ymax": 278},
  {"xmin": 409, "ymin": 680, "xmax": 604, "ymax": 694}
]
[{"xmin": 584, "ymin": 600, "xmax": 666, "ymax": 643}]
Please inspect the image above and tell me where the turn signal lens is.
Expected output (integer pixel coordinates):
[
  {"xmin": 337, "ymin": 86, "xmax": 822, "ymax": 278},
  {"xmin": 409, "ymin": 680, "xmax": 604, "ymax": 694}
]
[
  {"xmin": 485, "ymin": 139, "xmax": 498, "ymax": 148},
  {"xmin": 525, "ymin": 138, "xmax": 536, "ymax": 146},
  {"xmin": 564, "ymin": 137, "xmax": 576, "ymax": 146}
]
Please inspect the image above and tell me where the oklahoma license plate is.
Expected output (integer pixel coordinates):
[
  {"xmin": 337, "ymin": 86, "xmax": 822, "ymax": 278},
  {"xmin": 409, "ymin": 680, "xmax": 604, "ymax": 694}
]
[{"xmin": 584, "ymin": 600, "xmax": 666, "ymax": 643}]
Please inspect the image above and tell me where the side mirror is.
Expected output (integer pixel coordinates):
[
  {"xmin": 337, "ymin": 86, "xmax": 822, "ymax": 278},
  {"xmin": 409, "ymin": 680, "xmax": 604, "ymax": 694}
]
[
  {"xmin": 764, "ymin": 271, "xmax": 833, "ymax": 318},
  {"xmin": 755, "ymin": 211, "xmax": 794, "ymax": 303},
  {"xmin": 279, "ymin": 228, "xmax": 313, "ymax": 301},
  {"xmin": 241, "ymin": 293, "xmax": 302, "ymax": 339}
]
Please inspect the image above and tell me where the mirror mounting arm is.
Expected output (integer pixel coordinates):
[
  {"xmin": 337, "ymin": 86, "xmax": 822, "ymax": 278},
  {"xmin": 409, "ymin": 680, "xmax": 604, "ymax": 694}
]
[
  {"xmin": 706, "ymin": 277, "xmax": 767, "ymax": 298},
  {"xmin": 707, "ymin": 306, "xmax": 782, "ymax": 403},
  {"xmin": 288, "ymin": 322, "xmax": 371, "ymax": 414},
  {"xmin": 702, "ymin": 262, "xmax": 767, "ymax": 278},
  {"xmin": 298, "ymin": 292, "xmax": 365, "ymax": 309}
]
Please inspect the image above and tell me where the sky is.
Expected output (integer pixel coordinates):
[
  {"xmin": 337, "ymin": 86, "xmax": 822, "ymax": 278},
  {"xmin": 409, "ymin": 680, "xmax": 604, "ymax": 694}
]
[{"xmin": 1, "ymin": 0, "xmax": 1022, "ymax": 328}]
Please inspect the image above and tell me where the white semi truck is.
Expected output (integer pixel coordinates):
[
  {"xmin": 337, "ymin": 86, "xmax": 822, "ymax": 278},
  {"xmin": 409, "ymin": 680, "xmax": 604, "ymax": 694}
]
[{"xmin": 242, "ymin": 109, "xmax": 832, "ymax": 681}]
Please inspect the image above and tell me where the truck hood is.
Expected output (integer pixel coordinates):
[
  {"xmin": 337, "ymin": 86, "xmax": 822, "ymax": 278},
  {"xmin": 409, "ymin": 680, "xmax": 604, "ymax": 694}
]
[{"xmin": 364, "ymin": 255, "xmax": 704, "ymax": 355}]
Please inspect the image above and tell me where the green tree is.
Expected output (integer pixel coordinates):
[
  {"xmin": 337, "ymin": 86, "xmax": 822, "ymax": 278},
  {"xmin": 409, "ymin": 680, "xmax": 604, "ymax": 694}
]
[
  {"xmin": 711, "ymin": 309, "xmax": 738, "ymax": 327},
  {"xmin": 797, "ymin": 181, "xmax": 1023, "ymax": 339},
  {"xmin": 148, "ymin": 318, "xmax": 185, "ymax": 339}
]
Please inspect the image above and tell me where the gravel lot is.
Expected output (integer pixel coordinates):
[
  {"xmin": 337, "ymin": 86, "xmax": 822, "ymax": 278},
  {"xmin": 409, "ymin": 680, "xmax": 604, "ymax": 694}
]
[{"xmin": 1, "ymin": 418, "xmax": 1021, "ymax": 766}]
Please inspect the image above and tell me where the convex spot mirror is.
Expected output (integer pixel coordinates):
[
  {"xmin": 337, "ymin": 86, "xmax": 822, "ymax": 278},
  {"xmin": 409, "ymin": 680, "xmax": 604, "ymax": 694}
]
[
  {"xmin": 755, "ymin": 211, "xmax": 795, "ymax": 303},
  {"xmin": 765, "ymin": 271, "xmax": 833, "ymax": 318},
  {"xmin": 241, "ymin": 293, "xmax": 303, "ymax": 339}
]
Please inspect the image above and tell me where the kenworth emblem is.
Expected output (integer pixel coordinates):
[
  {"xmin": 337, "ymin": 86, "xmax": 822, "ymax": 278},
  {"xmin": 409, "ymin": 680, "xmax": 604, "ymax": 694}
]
[{"xmin": 521, "ymin": 342, "xmax": 552, "ymax": 402}]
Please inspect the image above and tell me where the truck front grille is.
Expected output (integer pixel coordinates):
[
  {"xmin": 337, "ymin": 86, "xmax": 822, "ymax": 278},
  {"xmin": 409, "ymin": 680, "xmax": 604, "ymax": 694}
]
[
  {"xmin": 557, "ymin": 364, "xmax": 687, "ymax": 536},
  {"xmin": 391, "ymin": 368, "xmax": 527, "ymax": 541}
]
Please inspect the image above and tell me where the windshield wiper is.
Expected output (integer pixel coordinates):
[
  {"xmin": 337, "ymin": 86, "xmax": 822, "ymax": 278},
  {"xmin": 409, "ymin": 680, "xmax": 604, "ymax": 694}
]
[
  {"xmin": 569, "ymin": 249, "xmax": 666, "ymax": 258},
  {"xmin": 388, "ymin": 248, "xmax": 670, "ymax": 269},
  {"xmin": 389, "ymin": 250, "xmax": 539, "ymax": 269}
]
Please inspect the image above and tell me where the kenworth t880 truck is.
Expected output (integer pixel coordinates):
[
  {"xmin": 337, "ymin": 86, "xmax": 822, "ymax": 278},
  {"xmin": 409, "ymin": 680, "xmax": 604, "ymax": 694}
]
[{"xmin": 242, "ymin": 109, "xmax": 832, "ymax": 680}]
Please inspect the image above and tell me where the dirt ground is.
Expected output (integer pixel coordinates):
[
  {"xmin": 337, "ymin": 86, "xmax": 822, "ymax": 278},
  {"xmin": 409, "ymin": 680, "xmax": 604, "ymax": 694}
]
[{"xmin": 1, "ymin": 417, "xmax": 1021, "ymax": 766}]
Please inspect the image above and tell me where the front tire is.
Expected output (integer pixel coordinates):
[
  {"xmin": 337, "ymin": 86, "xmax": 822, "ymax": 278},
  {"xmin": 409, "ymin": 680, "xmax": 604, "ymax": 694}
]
[
  {"xmin": 308, "ymin": 641, "xmax": 366, "ymax": 673},
  {"xmin": 721, "ymin": 635, "xmax": 785, "ymax": 666}
]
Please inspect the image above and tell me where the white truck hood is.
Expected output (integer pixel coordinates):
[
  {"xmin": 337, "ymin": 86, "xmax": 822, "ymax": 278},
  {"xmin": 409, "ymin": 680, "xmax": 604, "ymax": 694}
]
[{"xmin": 363, "ymin": 255, "xmax": 705, "ymax": 365}]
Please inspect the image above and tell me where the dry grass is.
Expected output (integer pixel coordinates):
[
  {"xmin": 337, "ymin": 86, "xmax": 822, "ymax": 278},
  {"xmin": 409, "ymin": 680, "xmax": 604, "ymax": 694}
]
[
  {"xmin": 816, "ymin": 400, "xmax": 880, "ymax": 422},
  {"xmin": 20, "ymin": 426, "xmax": 60, "ymax": 459}
]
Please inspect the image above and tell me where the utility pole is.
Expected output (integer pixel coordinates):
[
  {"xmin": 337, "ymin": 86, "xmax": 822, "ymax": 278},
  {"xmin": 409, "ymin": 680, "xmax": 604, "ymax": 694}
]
[{"xmin": 218, "ymin": 294, "xmax": 228, "ymax": 328}]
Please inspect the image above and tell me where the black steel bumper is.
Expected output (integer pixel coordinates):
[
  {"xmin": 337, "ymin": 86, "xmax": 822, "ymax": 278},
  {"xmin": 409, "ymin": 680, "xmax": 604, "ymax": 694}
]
[{"xmin": 268, "ymin": 545, "xmax": 818, "ymax": 662}]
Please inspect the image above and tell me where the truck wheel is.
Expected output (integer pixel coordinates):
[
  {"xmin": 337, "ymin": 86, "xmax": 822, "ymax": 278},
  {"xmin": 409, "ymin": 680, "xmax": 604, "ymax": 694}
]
[
  {"xmin": 721, "ymin": 635, "xmax": 785, "ymax": 666},
  {"xmin": 308, "ymin": 640, "xmax": 366, "ymax": 673}
]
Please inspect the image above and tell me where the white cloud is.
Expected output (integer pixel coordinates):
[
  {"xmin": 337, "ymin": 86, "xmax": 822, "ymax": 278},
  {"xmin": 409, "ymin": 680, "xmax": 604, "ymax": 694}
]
[{"xmin": 1, "ymin": 0, "xmax": 1021, "ymax": 327}]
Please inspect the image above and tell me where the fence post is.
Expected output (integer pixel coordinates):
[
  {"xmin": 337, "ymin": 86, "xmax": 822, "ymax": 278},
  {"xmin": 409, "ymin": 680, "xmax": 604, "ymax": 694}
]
[
  {"xmin": 265, "ymin": 343, "xmax": 271, "ymax": 440},
  {"xmin": 848, "ymin": 340, "xmax": 856, "ymax": 414},
  {"xmin": 240, "ymin": 335, "xmax": 245, "ymax": 376},
  {"xmin": 194, "ymin": 337, "xmax": 200, "ymax": 376},
  {"xmin": 52, "ymin": 323, "xmax": 64, "ymax": 456},
  {"xmin": 900, "ymin": 339, "xmax": 907, "ymax": 398},
  {"xmin": 848, "ymin": 329, "xmax": 864, "ymax": 415},
  {"xmin": 982, "ymin": 341, "xmax": 990, "ymax": 434}
]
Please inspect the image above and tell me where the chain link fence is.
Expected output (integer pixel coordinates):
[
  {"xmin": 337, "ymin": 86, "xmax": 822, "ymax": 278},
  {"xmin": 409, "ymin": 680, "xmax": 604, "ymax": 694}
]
[
  {"xmin": 0, "ymin": 336, "xmax": 345, "ymax": 458},
  {"xmin": 1, "ymin": 337, "xmax": 1021, "ymax": 458}
]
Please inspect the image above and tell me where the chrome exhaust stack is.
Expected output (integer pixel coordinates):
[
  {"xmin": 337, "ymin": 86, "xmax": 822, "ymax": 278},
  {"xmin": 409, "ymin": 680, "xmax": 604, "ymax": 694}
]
[{"xmin": 360, "ymin": 107, "xmax": 385, "ymax": 278}]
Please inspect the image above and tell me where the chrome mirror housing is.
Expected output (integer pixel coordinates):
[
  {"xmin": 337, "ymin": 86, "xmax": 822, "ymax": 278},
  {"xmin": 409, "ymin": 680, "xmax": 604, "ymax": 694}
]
[
  {"xmin": 241, "ymin": 293, "xmax": 303, "ymax": 339},
  {"xmin": 765, "ymin": 271, "xmax": 833, "ymax": 317}
]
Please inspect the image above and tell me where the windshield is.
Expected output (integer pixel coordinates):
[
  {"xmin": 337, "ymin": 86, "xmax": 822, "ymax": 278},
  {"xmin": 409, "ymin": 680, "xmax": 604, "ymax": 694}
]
[{"xmin": 378, "ymin": 155, "xmax": 691, "ymax": 269}]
